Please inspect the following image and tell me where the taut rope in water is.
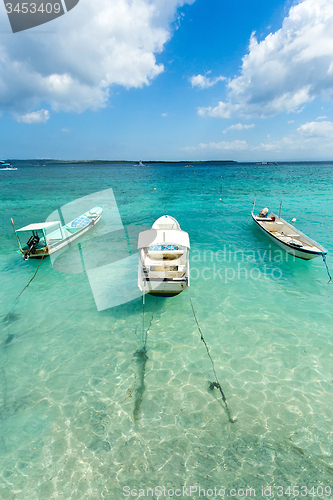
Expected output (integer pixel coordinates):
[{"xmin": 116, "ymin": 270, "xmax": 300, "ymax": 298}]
[
  {"xmin": 127, "ymin": 293, "xmax": 156, "ymax": 422},
  {"xmin": 322, "ymin": 254, "xmax": 332, "ymax": 283},
  {"xmin": 3, "ymin": 248, "xmax": 47, "ymax": 324},
  {"xmin": 187, "ymin": 289, "xmax": 235, "ymax": 423},
  {"xmin": 16, "ymin": 248, "xmax": 48, "ymax": 301}
]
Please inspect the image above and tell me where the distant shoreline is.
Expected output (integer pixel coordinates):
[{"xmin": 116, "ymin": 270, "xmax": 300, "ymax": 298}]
[
  {"xmin": 6, "ymin": 159, "xmax": 333, "ymax": 165},
  {"xmin": 8, "ymin": 159, "xmax": 237, "ymax": 165}
]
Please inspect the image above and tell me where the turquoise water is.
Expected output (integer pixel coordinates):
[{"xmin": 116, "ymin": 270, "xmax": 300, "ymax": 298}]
[{"xmin": 1, "ymin": 162, "xmax": 333, "ymax": 499}]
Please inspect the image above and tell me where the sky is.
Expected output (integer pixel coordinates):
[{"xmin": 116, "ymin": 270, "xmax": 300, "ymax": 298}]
[{"xmin": 1, "ymin": 0, "xmax": 333, "ymax": 161}]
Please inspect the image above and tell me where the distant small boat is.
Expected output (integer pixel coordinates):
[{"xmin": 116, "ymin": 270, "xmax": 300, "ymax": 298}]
[
  {"xmin": 0, "ymin": 161, "xmax": 17, "ymax": 170},
  {"xmin": 138, "ymin": 215, "xmax": 190, "ymax": 296},
  {"xmin": 134, "ymin": 160, "xmax": 146, "ymax": 167},
  {"xmin": 13, "ymin": 207, "xmax": 103, "ymax": 260},
  {"xmin": 185, "ymin": 164, "xmax": 193, "ymax": 167},
  {"xmin": 252, "ymin": 204, "xmax": 327, "ymax": 260}
]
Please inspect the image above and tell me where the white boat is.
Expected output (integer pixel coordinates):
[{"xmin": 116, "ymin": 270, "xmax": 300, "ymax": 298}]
[
  {"xmin": 138, "ymin": 215, "xmax": 190, "ymax": 296},
  {"xmin": 252, "ymin": 205, "xmax": 327, "ymax": 260},
  {"xmin": 0, "ymin": 161, "xmax": 17, "ymax": 170},
  {"xmin": 13, "ymin": 206, "xmax": 103, "ymax": 260},
  {"xmin": 134, "ymin": 160, "xmax": 146, "ymax": 167}
]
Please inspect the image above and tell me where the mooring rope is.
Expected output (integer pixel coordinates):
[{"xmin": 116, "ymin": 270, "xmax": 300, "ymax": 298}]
[
  {"xmin": 123, "ymin": 294, "xmax": 158, "ymax": 419},
  {"xmin": 322, "ymin": 253, "xmax": 332, "ymax": 283},
  {"xmin": 187, "ymin": 289, "xmax": 235, "ymax": 423},
  {"xmin": 142, "ymin": 293, "xmax": 147, "ymax": 350},
  {"xmin": 16, "ymin": 248, "xmax": 48, "ymax": 300},
  {"xmin": 135, "ymin": 293, "xmax": 158, "ymax": 351},
  {"xmin": 4, "ymin": 248, "xmax": 47, "ymax": 324}
]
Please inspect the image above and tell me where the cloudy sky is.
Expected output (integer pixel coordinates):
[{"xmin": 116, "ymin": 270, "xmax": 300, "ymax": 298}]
[{"xmin": 1, "ymin": 0, "xmax": 333, "ymax": 161}]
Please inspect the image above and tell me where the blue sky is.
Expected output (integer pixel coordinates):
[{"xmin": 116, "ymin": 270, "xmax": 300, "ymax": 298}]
[{"xmin": 1, "ymin": 0, "xmax": 333, "ymax": 161}]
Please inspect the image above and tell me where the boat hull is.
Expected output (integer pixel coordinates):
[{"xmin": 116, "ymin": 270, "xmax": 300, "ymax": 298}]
[
  {"xmin": 140, "ymin": 278, "xmax": 188, "ymax": 296},
  {"xmin": 18, "ymin": 212, "xmax": 102, "ymax": 259},
  {"xmin": 252, "ymin": 213, "xmax": 326, "ymax": 260}
]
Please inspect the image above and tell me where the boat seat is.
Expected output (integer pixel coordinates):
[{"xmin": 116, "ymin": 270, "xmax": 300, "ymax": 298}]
[
  {"xmin": 148, "ymin": 250, "xmax": 184, "ymax": 260},
  {"xmin": 272, "ymin": 231, "xmax": 299, "ymax": 238}
]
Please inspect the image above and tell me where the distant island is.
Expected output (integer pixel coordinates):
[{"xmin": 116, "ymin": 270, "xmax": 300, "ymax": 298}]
[{"xmin": 10, "ymin": 159, "xmax": 237, "ymax": 165}]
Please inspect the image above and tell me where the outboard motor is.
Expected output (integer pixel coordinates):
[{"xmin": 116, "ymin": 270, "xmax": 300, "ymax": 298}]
[
  {"xmin": 24, "ymin": 234, "xmax": 40, "ymax": 260},
  {"xmin": 259, "ymin": 207, "xmax": 269, "ymax": 217}
]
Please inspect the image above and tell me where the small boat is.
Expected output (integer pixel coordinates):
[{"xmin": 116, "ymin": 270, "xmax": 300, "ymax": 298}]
[
  {"xmin": 185, "ymin": 164, "xmax": 193, "ymax": 167},
  {"xmin": 138, "ymin": 215, "xmax": 190, "ymax": 296},
  {"xmin": 252, "ymin": 204, "xmax": 327, "ymax": 260},
  {"xmin": 0, "ymin": 161, "xmax": 17, "ymax": 170},
  {"xmin": 134, "ymin": 160, "xmax": 146, "ymax": 167},
  {"xmin": 13, "ymin": 206, "xmax": 103, "ymax": 260}
]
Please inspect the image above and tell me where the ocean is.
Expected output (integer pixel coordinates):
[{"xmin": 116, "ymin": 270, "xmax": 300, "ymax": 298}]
[{"xmin": 0, "ymin": 161, "xmax": 332, "ymax": 499}]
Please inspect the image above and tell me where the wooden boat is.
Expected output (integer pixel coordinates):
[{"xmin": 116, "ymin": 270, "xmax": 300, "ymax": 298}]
[
  {"xmin": 138, "ymin": 215, "xmax": 190, "ymax": 296},
  {"xmin": 252, "ymin": 204, "xmax": 327, "ymax": 260},
  {"xmin": 13, "ymin": 206, "xmax": 103, "ymax": 260}
]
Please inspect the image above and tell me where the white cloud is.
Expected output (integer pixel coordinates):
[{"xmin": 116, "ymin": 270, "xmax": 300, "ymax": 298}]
[
  {"xmin": 198, "ymin": 0, "xmax": 333, "ymax": 119},
  {"xmin": 14, "ymin": 109, "xmax": 50, "ymax": 124},
  {"xmin": 223, "ymin": 123, "xmax": 255, "ymax": 133},
  {"xmin": 161, "ymin": 112, "xmax": 168, "ymax": 117},
  {"xmin": 0, "ymin": 0, "xmax": 194, "ymax": 116},
  {"xmin": 184, "ymin": 118, "xmax": 333, "ymax": 159},
  {"xmin": 317, "ymin": 115, "xmax": 328, "ymax": 120},
  {"xmin": 190, "ymin": 74, "xmax": 226, "ymax": 89},
  {"xmin": 184, "ymin": 140, "xmax": 248, "ymax": 152},
  {"xmin": 253, "ymin": 120, "xmax": 333, "ymax": 153},
  {"xmin": 297, "ymin": 120, "xmax": 333, "ymax": 137},
  {"xmin": 198, "ymin": 101, "xmax": 240, "ymax": 118}
]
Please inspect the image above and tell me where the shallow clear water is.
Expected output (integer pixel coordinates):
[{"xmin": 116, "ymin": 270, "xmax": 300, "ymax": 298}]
[{"xmin": 1, "ymin": 162, "xmax": 333, "ymax": 499}]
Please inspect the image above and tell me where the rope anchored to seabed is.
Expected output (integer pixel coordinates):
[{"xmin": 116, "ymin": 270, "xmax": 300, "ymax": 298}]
[
  {"xmin": 322, "ymin": 253, "xmax": 332, "ymax": 283},
  {"xmin": 3, "ymin": 248, "xmax": 47, "ymax": 325},
  {"xmin": 187, "ymin": 289, "xmax": 236, "ymax": 423},
  {"xmin": 122, "ymin": 294, "xmax": 157, "ymax": 422}
]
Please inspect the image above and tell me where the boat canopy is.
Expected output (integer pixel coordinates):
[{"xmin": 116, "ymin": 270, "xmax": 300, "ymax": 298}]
[
  {"xmin": 16, "ymin": 221, "xmax": 61, "ymax": 232},
  {"xmin": 138, "ymin": 229, "xmax": 190, "ymax": 249}
]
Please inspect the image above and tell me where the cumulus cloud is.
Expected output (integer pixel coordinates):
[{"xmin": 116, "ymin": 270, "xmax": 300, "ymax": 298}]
[
  {"xmin": 190, "ymin": 74, "xmax": 226, "ymax": 89},
  {"xmin": 297, "ymin": 120, "xmax": 333, "ymax": 137},
  {"xmin": 198, "ymin": 0, "xmax": 333, "ymax": 119},
  {"xmin": 0, "ymin": 0, "xmax": 194, "ymax": 116},
  {"xmin": 198, "ymin": 101, "xmax": 240, "ymax": 118},
  {"xmin": 14, "ymin": 109, "xmax": 50, "ymax": 124},
  {"xmin": 223, "ymin": 123, "xmax": 255, "ymax": 133}
]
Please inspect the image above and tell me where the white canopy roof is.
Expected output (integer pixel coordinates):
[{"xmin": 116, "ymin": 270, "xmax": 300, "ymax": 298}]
[
  {"xmin": 16, "ymin": 221, "xmax": 61, "ymax": 232},
  {"xmin": 138, "ymin": 229, "xmax": 190, "ymax": 249}
]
